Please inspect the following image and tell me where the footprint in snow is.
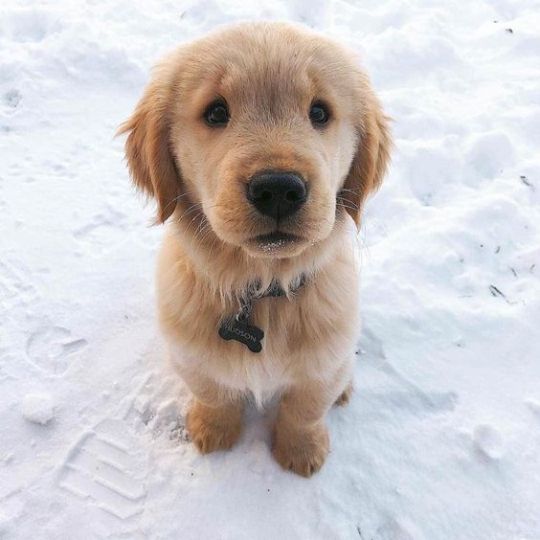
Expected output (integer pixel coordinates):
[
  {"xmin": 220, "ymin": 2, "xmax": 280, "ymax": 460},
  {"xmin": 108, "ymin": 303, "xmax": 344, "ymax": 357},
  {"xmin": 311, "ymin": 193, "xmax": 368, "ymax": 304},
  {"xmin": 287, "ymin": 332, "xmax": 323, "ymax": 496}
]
[
  {"xmin": 26, "ymin": 325, "xmax": 87, "ymax": 374},
  {"xmin": 56, "ymin": 373, "xmax": 187, "ymax": 533},
  {"xmin": 0, "ymin": 259, "xmax": 36, "ymax": 309},
  {"xmin": 72, "ymin": 207, "xmax": 129, "ymax": 251},
  {"xmin": 124, "ymin": 374, "xmax": 191, "ymax": 443},
  {"xmin": 58, "ymin": 418, "xmax": 148, "ymax": 526}
]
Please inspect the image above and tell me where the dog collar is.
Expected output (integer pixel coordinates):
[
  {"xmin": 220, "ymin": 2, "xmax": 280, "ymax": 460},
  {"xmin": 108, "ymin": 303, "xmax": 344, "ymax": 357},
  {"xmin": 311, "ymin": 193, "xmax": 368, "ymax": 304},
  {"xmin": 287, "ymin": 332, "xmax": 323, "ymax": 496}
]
[{"xmin": 218, "ymin": 274, "xmax": 307, "ymax": 353}]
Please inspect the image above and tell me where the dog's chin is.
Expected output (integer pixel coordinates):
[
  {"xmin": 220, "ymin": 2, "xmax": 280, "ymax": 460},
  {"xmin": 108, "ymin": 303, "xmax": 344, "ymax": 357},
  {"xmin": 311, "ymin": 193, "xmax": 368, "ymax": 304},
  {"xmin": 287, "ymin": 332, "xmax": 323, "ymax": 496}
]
[
  {"xmin": 206, "ymin": 210, "xmax": 335, "ymax": 259},
  {"xmin": 243, "ymin": 231, "xmax": 311, "ymax": 259},
  {"xmin": 202, "ymin": 216, "xmax": 311, "ymax": 258}
]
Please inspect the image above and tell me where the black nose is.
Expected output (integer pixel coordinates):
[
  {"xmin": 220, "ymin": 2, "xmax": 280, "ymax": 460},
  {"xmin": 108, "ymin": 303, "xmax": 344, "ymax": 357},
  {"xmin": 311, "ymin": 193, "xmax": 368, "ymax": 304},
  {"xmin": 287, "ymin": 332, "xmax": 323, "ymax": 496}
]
[{"xmin": 247, "ymin": 172, "xmax": 307, "ymax": 220}]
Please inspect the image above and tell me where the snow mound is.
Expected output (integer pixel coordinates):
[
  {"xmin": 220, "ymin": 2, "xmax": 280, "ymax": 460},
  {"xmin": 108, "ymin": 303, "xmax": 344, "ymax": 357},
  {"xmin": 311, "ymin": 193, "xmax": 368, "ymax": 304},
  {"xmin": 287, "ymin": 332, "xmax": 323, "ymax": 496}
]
[{"xmin": 21, "ymin": 393, "xmax": 55, "ymax": 425}]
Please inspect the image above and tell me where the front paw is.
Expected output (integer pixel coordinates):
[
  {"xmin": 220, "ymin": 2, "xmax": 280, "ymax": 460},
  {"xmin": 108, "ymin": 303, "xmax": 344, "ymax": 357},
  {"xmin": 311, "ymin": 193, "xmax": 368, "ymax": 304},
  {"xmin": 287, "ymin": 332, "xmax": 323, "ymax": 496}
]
[
  {"xmin": 334, "ymin": 382, "xmax": 353, "ymax": 407},
  {"xmin": 187, "ymin": 400, "xmax": 243, "ymax": 454},
  {"xmin": 272, "ymin": 422, "xmax": 329, "ymax": 477}
]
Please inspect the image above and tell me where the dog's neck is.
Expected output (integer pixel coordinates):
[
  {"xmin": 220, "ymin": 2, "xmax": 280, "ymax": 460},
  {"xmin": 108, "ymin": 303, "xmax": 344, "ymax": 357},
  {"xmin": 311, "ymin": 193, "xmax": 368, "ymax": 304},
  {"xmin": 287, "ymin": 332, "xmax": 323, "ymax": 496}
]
[
  {"xmin": 239, "ymin": 273, "xmax": 307, "ymax": 301},
  {"xmin": 168, "ymin": 202, "xmax": 349, "ymax": 300}
]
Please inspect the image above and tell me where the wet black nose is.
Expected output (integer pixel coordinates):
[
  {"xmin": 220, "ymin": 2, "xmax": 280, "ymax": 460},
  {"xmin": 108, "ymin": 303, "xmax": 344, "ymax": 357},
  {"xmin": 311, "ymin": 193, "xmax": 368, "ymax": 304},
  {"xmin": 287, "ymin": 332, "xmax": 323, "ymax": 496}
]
[{"xmin": 247, "ymin": 172, "xmax": 307, "ymax": 220}]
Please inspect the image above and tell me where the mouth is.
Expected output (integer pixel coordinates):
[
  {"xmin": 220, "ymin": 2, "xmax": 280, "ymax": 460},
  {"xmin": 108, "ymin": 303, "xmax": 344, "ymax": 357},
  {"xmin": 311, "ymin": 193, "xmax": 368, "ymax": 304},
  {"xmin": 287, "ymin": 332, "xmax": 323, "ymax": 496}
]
[{"xmin": 249, "ymin": 231, "xmax": 303, "ymax": 254}]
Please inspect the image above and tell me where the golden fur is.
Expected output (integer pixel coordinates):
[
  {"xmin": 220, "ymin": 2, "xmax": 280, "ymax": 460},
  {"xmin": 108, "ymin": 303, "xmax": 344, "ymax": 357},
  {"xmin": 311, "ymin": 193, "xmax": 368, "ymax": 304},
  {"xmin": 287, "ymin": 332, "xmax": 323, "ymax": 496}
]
[{"xmin": 119, "ymin": 22, "xmax": 391, "ymax": 477}]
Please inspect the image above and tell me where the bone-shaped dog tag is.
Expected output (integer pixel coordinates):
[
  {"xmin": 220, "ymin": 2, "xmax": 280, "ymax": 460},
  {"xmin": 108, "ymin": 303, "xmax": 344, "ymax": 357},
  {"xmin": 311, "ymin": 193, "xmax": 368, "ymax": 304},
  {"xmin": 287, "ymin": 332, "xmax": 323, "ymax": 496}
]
[{"xmin": 218, "ymin": 318, "xmax": 264, "ymax": 353}]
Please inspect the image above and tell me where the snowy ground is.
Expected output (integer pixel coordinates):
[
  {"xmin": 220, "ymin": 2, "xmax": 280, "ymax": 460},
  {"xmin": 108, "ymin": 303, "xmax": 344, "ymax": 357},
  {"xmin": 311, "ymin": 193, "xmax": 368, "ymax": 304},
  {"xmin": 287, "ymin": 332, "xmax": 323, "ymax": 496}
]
[{"xmin": 1, "ymin": 0, "xmax": 540, "ymax": 538}]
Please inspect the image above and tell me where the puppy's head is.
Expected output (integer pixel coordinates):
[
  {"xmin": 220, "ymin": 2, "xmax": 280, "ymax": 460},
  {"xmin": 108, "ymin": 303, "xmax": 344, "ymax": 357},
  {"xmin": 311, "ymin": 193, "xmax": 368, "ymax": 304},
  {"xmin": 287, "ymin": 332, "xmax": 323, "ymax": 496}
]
[{"xmin": 119, "ymin": 22, "xmax": 391, "ymax": 259}]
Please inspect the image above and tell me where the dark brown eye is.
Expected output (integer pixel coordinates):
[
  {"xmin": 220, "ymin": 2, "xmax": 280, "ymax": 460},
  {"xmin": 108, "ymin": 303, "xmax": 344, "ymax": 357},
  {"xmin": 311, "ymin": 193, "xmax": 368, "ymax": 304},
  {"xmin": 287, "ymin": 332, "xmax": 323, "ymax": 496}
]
[
  {"xmin": 204, "ymin": 100, "xmax": 229, "ymax": 127},
  {"xmin": 309, "ymin": 101, "xmax": 330, "ymax": 126}
]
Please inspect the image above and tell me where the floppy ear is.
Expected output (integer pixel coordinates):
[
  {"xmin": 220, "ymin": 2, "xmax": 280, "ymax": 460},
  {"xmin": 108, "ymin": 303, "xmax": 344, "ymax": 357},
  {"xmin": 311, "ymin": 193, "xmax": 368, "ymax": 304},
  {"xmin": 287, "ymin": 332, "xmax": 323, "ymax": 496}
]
[
  {"xmin": 117, "ymin": 69, "xmax": 180, "ymax": 224},
  {"xmin": 340, "ymin": 97, "xmax": 392, "ymax": 225}
]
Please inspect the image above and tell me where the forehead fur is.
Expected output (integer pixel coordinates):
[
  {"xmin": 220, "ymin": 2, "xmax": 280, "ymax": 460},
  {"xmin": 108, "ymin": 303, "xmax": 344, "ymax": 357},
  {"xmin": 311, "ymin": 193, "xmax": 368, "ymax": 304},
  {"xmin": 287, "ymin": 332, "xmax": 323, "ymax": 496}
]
[{"xmin": 172, "ymin": 22, "xmax": 363, "ymax": 115}]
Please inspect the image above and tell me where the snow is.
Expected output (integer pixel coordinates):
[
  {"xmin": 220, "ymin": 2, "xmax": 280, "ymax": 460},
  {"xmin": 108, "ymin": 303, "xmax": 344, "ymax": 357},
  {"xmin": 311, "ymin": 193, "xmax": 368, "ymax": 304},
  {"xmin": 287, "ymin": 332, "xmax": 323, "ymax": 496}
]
[
  {"xmin": 21, "ymin": 392, "xmax": 55, "ymax": 425},
  {"xmin": 1, "ymin": 0, "xmax": 539, "ymax": 539}
]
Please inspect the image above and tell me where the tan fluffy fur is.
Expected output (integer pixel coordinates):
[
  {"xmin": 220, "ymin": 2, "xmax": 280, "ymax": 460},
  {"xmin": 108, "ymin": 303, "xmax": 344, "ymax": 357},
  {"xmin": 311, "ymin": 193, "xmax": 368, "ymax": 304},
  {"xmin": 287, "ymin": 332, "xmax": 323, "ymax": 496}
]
[{"xmin": 119, "ymin": 22, "xmax": 391, "ymax": 477}]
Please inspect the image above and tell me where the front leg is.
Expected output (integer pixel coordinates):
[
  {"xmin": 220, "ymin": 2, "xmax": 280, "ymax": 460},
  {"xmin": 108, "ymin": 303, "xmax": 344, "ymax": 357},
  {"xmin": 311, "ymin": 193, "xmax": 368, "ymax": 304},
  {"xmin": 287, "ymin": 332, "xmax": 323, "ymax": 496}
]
[
  {"xmin": 183, "ymin": 370, "xmax": 244, "ymax": 454},
  {"xmin": 272, "ymin": 376, "xmax": 347, "ymax": 477}
]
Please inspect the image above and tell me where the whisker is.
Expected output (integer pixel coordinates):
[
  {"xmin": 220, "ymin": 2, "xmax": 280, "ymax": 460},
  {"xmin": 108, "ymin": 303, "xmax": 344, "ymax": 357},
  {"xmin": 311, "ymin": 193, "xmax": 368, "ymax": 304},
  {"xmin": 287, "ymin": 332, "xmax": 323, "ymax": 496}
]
[
  {"xmin": 159, "ymin": 189, "xmax": 198, "ymax": 216},
  {"xmin": 336, "ymin": 202, "xmax": 360, "ymax": 213},
  {"xmin": 338, "ymin": 188, "xmax": 361, "ymax": 196}
]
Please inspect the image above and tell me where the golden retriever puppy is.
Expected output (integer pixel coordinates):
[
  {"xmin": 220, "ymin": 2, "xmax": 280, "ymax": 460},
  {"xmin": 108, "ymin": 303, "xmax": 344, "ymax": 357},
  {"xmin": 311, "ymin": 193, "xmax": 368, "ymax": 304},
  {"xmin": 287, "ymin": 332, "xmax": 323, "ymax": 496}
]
[{"xmin": 119, "ymin": 22, "xmax": 391, "ymax": 477}]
